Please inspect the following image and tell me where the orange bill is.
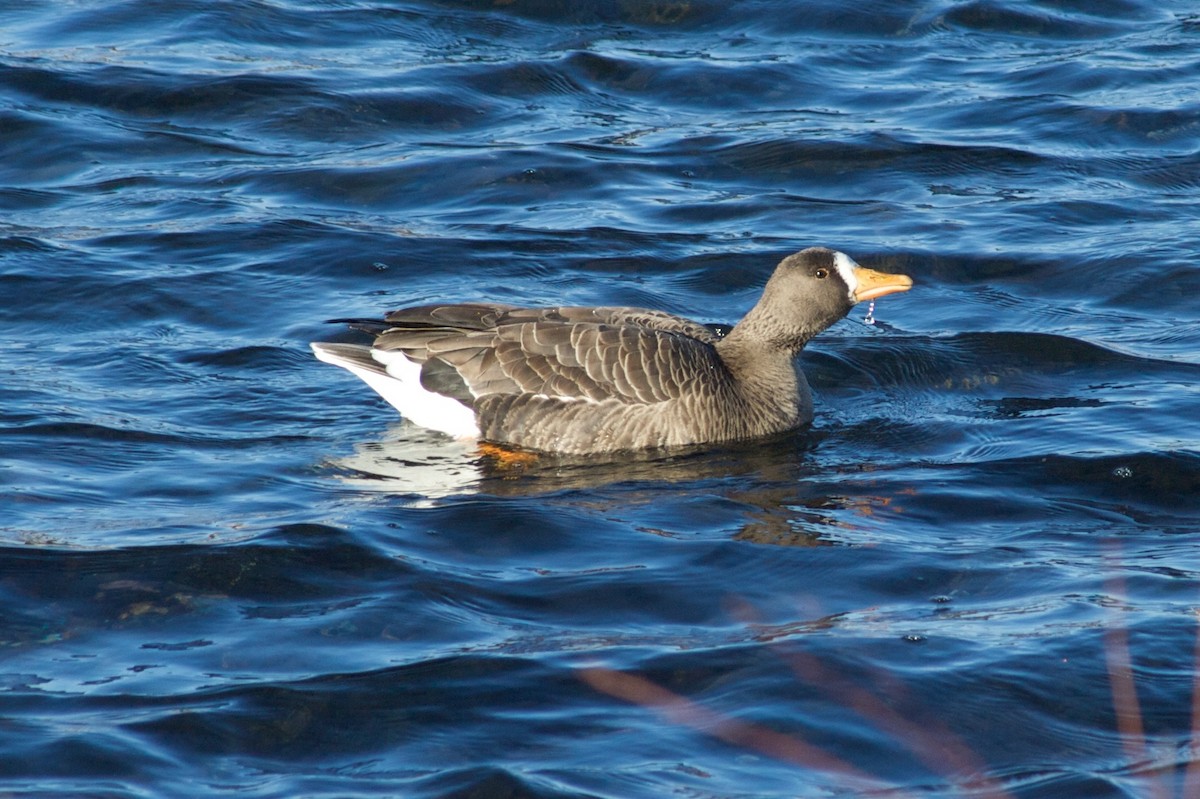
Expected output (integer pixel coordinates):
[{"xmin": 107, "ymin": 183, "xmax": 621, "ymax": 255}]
[{"xmin": 852, "ymin": 267, "xmax": 914, "ymax": 302}]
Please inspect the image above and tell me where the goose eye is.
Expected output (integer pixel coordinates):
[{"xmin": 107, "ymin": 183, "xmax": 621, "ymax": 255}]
[{"xmin": 814, "ymin": 268, "xmax": 829, "ymax": 279}]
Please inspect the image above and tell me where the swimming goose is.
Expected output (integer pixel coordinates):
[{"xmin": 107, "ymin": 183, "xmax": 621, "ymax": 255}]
[{"xmin": 311, "ymin": 247, "xmax": 912, "ymax": 455}]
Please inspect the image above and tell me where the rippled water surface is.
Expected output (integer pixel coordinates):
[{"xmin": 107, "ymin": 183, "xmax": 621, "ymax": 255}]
[{"xmin": 3, "ymin": 1, "xmax": 1200, "ymax": 796}]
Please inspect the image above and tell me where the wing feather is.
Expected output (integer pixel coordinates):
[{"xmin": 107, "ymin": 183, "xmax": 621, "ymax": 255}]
[{"xmin": 357, "ymin": 303, "xmax": 727, "ymax": 409}]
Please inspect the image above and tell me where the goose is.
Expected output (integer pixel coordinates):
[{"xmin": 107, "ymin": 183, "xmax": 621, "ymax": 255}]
[{"xmin": 312, "ymin": 247, "xmax": 912, "ymax": 455}]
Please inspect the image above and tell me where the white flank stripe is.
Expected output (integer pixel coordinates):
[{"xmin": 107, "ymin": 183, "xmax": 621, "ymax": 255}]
[
  {"xmin": 532, "ymin": 392, "xmax": 599, "ymax": 404},
  {"xmin": 312, "ymin": 344, "xmax": 480, "ymax": 439}
]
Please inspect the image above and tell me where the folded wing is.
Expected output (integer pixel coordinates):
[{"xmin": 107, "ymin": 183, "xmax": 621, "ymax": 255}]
[{"xmin": 367, "ymin": 303, "xmax": 727, "ymax": 409}]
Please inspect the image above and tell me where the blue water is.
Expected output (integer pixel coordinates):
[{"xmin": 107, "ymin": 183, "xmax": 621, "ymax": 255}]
[{"xmin": 3, "ymin": 1, "xmax": 1200, "ymax": 796}]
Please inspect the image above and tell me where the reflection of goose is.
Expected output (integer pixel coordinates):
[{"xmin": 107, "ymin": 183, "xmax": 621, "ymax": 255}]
[
  {"xmin": 313, "ymin": 248, "xmax": 912, "ymax": 455},
  {"xmin": 325, "ymin": 427, "xmax": 857, "ymax": 546}
]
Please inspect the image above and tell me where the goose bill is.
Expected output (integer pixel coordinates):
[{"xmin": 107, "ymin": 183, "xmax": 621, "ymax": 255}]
[{"xmin": 852, "ymin": 267, "xmax": 914, "ymax": 302}]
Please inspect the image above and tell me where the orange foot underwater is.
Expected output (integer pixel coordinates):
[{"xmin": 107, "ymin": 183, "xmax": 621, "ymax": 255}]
[{"xmin": 478, "ymin": 442, "xmax": 541, "ymax": 469}]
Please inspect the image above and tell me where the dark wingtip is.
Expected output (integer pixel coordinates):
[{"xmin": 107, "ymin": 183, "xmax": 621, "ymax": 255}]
[{"xmin": 326, "ymin": 317, "xmax": 390, "ymax": 336}]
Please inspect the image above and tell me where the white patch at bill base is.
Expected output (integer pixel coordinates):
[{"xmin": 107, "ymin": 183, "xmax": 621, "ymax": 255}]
[{"xmin": 832, "ymin": 251, "xmax": 860, "ymax": 302}]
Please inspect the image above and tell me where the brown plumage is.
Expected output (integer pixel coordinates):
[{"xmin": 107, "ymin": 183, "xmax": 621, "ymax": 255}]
[{"xmin": 312, "ymin": 247, "xmax": 912, "ymax": 455}]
